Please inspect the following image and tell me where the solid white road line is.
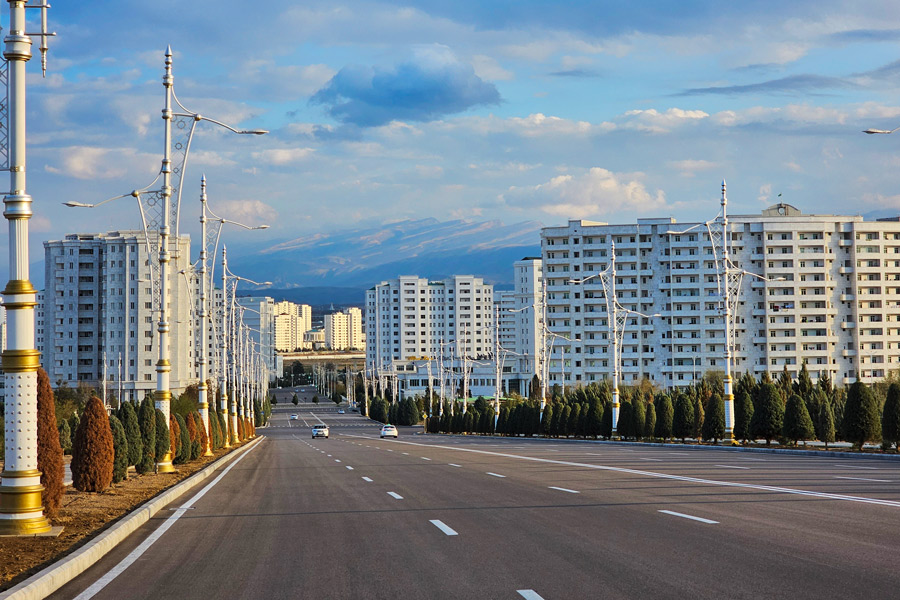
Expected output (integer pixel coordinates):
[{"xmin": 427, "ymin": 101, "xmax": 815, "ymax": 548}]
[
  {"xmin": 659, "ymin": 510, "xmax": 718, "ymax": 524},
  {"xmin": 341, "ymin": 434, "xmax": 900, "ymax": 510},
  {"xmin": 73, "ymin": 442, "xmax": 262, "ymax": 600},
  {"xmin": 837, "ymin": 464, "xmax": 878, "ymax": 470},
  {"xmin": 387, "ymin": 492, "xmax": 403, "ymax": 500},
  {"xmin": 429, "ymin": 520, "xmax": 458, "ymax": 536},
  {"xmin": 834, "ymin": 476, "xmax": 890, "ymax": 482},
  {"xmin": 715, "ymin": 465, "xmax": 750, "ymax": 470},
  {"xmin": 362, "ymin": 477, "xmax": 373, "ymax": 482},
  {"xmin": 517, "ymin": 590, "xmax": 545, "ymax": 600},
  {"xmin": 549, "ymin": 486, "xmax": 580, "ymax": 494},
  {"xmin": 486, "ymin": 472, "xmax": 506, "ymax": 478},
  {"xmin": 346, "ymin": 466, "xmax": 354, "ymax": 470}
]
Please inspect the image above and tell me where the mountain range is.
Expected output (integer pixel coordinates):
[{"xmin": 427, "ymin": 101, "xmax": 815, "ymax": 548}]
[{"xmin": 229, "ymin": 218, "xmax": 543, "ymax": 305}]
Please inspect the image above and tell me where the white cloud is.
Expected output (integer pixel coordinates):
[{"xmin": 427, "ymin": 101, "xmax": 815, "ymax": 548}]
[
  {"xmin": 471, "ymin": 55, "xmax": 514, "ymax": 81},
  {"xmin": 500, "ymin": 167, "xmax": 666, "ymax": 218},
  {"xmin": 45, "ymin": 147, "xmax": 156, "ymax": 180},
  {"xmin": 668, "ymin": 159, "xmax": 720, "ymax": 177},
  {"xmin": 758, "ymin": 183, "xmax": 773, "ymax": 204},
  {"xmin": 619, "ymin": 108, "xmax": 709, "ymax": 133},
  {"xmin": 250, "ymin": 147, "xmax": 315, "ymax": 165},
  {"xmin": 215, "ymin": 199, "xmax": 278, "ymax": 225}
]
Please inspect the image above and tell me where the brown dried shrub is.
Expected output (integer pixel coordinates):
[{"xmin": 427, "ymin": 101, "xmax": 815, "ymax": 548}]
[
  {"xmin": 71, "ymin": 396, "xmax": 114, "ymax": 492},
  {"xmin": 37, "ymin": 368, "xmax": 65, "ymax": 517}
]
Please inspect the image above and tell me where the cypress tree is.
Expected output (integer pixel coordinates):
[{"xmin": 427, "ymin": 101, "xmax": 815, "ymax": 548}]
[
  {"xmin": 541, "ymin": 404, "xmax": 554, "ymax": 437},
  {"xmin": 644, "ymin": 402, "xmax": 657, "ymax": 439},
  {"xmin": 617, "ymin": 401, "xmax": 632, "ymax": 439},
  {"xmin": 777, "ymin": 365, "xmax": 792, "ymax": 403},
  {"xmin": 796, "ymin": 362, "xmax": 814, "ymax": 400},
  {"xmin": 673, "ymin": 393, "xmax": 695, "ymax": 443},
  {"xmin": 208, "ymin": 410, "xmax": 220, "ymax": 450},
  {"xmin": 818, "ymin": 399, "xmax": 836, "ymax": 450},
  {"xmin": 600, "ymin": 402, "xmax": 613, "ymax": 439},
  {"xmin": 136, "ymin": 398, "xmax": 156, "ymax": 474},
  {"xmin": 654, "ymin": 394, "xmax": 674, "ymax": 441},
  {"xmin": 155, "ymin": 409, "xmax": 170, "ymax": 465},
  {"xmin": 630, "ymin": 398, "xmax": 645, "ymax": 441},
  {"xmin": 843, "ymin": 380, "xmax": 881, "ymax": 450},
  {"xmin": 587, "ymin": 401, "xmax": 604, "ymax": 439},
  {"xmin": 750, "ymin": 383, "xmax": 784, "ymax": 445},
  {"xmin": 188, "ymin": 413, "xmax": 202, "ymax": 459},
  {"xmin": 702, "ymin": 393, "xmax": 725, "ymax": 444},
  {"xmin": 119, "ymin": 401, "xmax": 142, "ymax": 467},
  {"xmin": 882, "ymin": 383, "xmax": 900, "ymax": 451},
  {"xmin": 734, "ymin": 390, "xmax": 754, "ymax": 443},
  {"xmin": 170, "ymin": 415, "xmax": 183, "ymax": 463},
  {"xmin": 567, "ymin": 404, "xmax": 581, "ymax": 438},
  {"xmin": 175, "ymin": 414, "xmax": 190, "ymax": 463},
  {"xmin": 217, "ymin": 413, "xmax": 227, "ymax": 446},
  {"xmin": 692, "ymin": 395, "xmax": 705, "ymax": 441},
  {"xmin": 783, "ymin": 393, "xmax": 815, "ymax": 445},
  {"xmin": 36, "ymin": 368, "xmax": 65, "ymax": 518},
  {"xmin": 71, "ymin": 397, "xmax": 114, "ymax": 492},
  {"xmin": 58, "ymin": 420, "xmax": 72, "ymax": 455},
  {"xmin": 109, "ymin": 414, "xmax": 129, "ymax": 484},
  {"xmin": 560, "ymin": 405, "xmax": 572, "ymax": 438},
  {"xmin": 549, "ymin": 404, "xmax": 564, "ymax": 438},
  {"xmin": 463, "ymin": 411, "xmax": 474, "ymax": 433},
  {"xmin": 68, "ymin": 413, "xmax": 80, "ymax": 441}
]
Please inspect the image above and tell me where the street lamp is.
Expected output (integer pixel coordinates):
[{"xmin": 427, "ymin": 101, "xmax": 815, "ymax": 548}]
[
  {"xmin": 863, "ymin": 127, "xmax": 900, "ymax": 134},
  {"xmin": 569, "ymin": 241, "xmax": 661, "ymax": 437}
]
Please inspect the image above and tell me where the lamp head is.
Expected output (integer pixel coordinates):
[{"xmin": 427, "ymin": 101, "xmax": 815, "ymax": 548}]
[
  {"xmin": 63, "ymin": 201, "xmax": 92, "ymax": 208},
  {"xmin": 242, "ymin": 129, "xmax": 269, "ymax": 135},
  {"xmin": 863, "ymin": 128, "xmax": 892, "ymax": 134}
]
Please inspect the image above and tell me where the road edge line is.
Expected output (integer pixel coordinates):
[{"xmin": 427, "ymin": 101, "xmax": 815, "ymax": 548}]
[{"xmin": 0, "ymin": 436, "xmax": 265, "ymax": 600}]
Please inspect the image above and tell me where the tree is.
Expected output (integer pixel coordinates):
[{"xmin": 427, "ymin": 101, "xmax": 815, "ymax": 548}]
[
  {"xmin": 567, "ymin": 404, "xmax": 582, "ymax": 438},
  {"xmin": 654, "ymin": 395, "xmax": 673, "ymax": 441},
  {"xmin": 540, "ymin": 404, "xmax": 554, "ymax": 437},
  {"xmin": 701, "ymin": 393, "xmax": 725, "ymax": 444},
  {"xmin": 587, "ymin": 402, "xmax": 604, "ymax": 439},
  {"xmin": 644, "ymin": 402, "xmax": 657, "ymax": 440},
  {"xmin": 155, "ymin": 409, "xmax": 170, "ymax": 465},
  {"xmin": 37, "ymin": 368, "xmax": 65, "ymax": 518},
  {"xmin": 673, "ymin": 393, "xmax": 695, "ymax": 443},
  {"xmin": 843, "ymin": 380, "xmax": 881, "ymax": 450},
  {"xmin": 617, "ymin": 401, "xmax": 632, "ymax": 439},
  {"xmin": 692, "ymin": 394, "xmax": 705, "ymax": 441},
  {"xmin": 783, "ymin": 393, "xmax": 815, "ymax": 445},
  {"xmin": 136, "ymin": 398, "xmax": 156, "ymax": 474},
  {"xmin": 777, "ymin": 365, "xmax": 793, "ymax": 403},
  {"xmin": 175, "ymin": 414, "xmax": 191, "ymax": 464},
  {"xmin": 734, "ymin": 390, "xmax": 754, "ymax": 443},
  {"xmin": 369, "ymin": 398, "xmax": 388, "ymax": 424},
  {"xmin": 882, "ymin": 383, "xmax": 900, "ymax": 451},
  {"xmin": 208, "ymin": 409, "xmax": 222, "ymax": 450},
  {"xmin": 119, "ymin": 402, "xmax": 142, "ymax": 467},
  {"xmin": 750, "ymin": 383, "xmax": 784, "ymax": 445},
  {"xmin": 58, "ymin": 420, "xmax": 72, "ymax": 455},
  {"xmin": 400, "ymin": 397, "xmax": 420, "ymax": 426},
  {"xmin": 170, "ymin": 415, "xmax": 183, "ymax": 463},
  {"xmin": 187, "ymin": 413, "xmax": 202, "ymax": 459},
  {"xmin": 292, "ymin": 393, "xmax": 299, "ymax": 406},
  {"xmin": 600, "ymin": 402, "xmax": 613, "ymax": 439},
  {"xmin": 528, "ymin": 374, "xmax": 542, "ymax": 402},
  {"xmin": 109, "ymin": 414, "xmax": 129, "ymax": 484},
  {"xmin": 818, "ymin": 399, "xmax": 836, "ymax": 450},
  {"xmin": 796, "ymin": 362, "xmax": 814, "ymax": 400},
  {"xmin": 312, "ymin": 395, "xmax": 319, "ymax": 404},
  {"xmin": 71, "ymin": 397, "xmax": 114, "ymax": 492},
  {"xmin": 630, "ymin": 398, "xmax": 646, "ymax": 441}
]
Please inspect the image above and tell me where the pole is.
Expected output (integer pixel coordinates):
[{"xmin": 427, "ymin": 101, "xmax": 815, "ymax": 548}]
[
  {"xmin": 219, "ymin": 246, "xmax": 231, "ymax": 448},
  {"xmin": 198, "ymin": 176, "xmax": 212, "ymax": 454},
  {"xmin": 609, "ymin": 240, "xmax": 621, "ymax": 437},
  {"xmin": 721, "ymin": 180, "xmax": 736, "ymax": 443},
  {"xmin": 0, "ymin": 0, "xmax": 51, "ymax": 535}
]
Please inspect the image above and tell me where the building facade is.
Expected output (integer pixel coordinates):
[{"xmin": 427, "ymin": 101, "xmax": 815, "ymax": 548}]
[
  {"xmin": 539, "ymin": 204, "xmax": 900, "ymax": 389},
  {"xmin": 235, "ymin": 295, "xmax": 277, "ymax": 382},
  {"xmin": 274, "ymin": 300, "xmax": 311, "ymax": 352},
  {"xmin": 325, "ymin": 307, "xmax": 364, "ymax": 350}
]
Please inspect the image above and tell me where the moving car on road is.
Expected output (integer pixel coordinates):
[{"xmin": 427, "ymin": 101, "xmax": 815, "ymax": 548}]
[
  {"xmin": 290, "ymin": 414, "xmax": 298, "ymax": 420},
  {"xmin": 312, "ymin": 424, "xmax": 329, "ymax": 439},
  {"xmin": 338, "ymin": 409, "xmax": 345, "ymax": 414},
  {"xmin": 380, "ymin": 424, "xmax": 398, "ymax": 438}
]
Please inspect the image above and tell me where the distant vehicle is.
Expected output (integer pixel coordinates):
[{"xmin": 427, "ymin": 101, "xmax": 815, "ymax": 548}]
[
  {"xmin": 312, "ymin": 424, "xmax": 329, "ymax": 439},
  {"xmin": 338, "ymin": 409, "xmax": 345, "ymax": 414},
  {"xmin": 380, "ymin": 424, "xmax": 398, "ymax": 439},
  {"xmin": 290, "ymin": 414, "xmax": 298, "ymax": 420}
]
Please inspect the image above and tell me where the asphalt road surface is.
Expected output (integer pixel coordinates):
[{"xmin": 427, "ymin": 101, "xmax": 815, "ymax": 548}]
[{"xmin": 49, "ymin": 402, "xmax": 900, "ymax": 599}]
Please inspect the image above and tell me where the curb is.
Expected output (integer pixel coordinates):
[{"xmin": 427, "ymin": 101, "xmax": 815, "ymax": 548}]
[{"xmin": 0, "ymin": 436, "xmax": 265, "ymax": 600}]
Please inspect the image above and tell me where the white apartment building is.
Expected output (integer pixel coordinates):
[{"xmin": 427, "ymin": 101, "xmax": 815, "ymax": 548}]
[
  {"xmin": 540, "ymin": 203, "xmax": 900, "ymax": 389},
  {"xmin": 235, "ymin": 295, "xmax": 277, "ymax": 382},
  {"xmin": 40, "ymin": 231, "xmax": 193, "ymax": 399},
  {"xmin": 325, "ymin": 307, "xmax": 364, "ymax": 350},
  {"xmin": 274, "ymin": 300, "xmax": 311, "ymax": 352}
]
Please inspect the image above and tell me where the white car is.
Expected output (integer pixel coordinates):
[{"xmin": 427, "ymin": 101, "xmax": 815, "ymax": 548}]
[
  {"xmin": 290, "ymin": 414, "xmax": 298, "ymax": 420},
  {"xmin": 312, "ymin": 424, "xmax": 329, "ymax": 439},
  {"xmin": 338, "ymin": 409, "xmax": 345, "ymax": 414},
  {"xmin": 380, "ymin": 424, "xmax": 398, "ymax": 439}
]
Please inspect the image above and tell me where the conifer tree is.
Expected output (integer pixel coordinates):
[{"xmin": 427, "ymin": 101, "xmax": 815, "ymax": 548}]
[
  {"xmin": 692, "ymin": 395, "xmax": 705, "ymax": 440},
  {"xmin": 600, "ymin": 401, "xmax": 613, "ymax": 439},
  {"xmin": 617, "ymin": 401, "xmax": 632, "ymax": 439},
  {"xmin": 175, "ymin": 414, "xmax": 190, "ymax": 463},
  {"xmin": 673, "ymin": 393, "xmax": 695, "ymax": 443},
  {"xmin": 818, "ymin": 398, "xmax": 836, "ymax": 450},
  {"xmin": 119, "ymin": 401, "xmax": 142, "ymax": 467},
  {"xmin": 36, "ymin": 368, "xmax": 65, "ymax": 517},
  {"xmin": 734, "ymin": 390, "xmax": 754, "ymax": 443},
  {"xmin": 541, "ymin": 404, "xmax": 554, "ymax": 437},
  {"xmin": 587, "ymin": 401, "xmax": 604, "ymax": 439},
  {"xmin": 701, "ymin": 392, "xmax": 725, "ymax": 443},
  {"xmin": 777, "ymin": 365, "xmax": 793, "ymax": 403},
  {"xmin": 71, "ymin": 397, "xmax": 114, "ymax": 492},
  {"xmin": 654, "ymin": 394, "xmax": 674, "ymax": 441},
  {"xmin": 843, "ymin": 380, "xmax": 881, "ymax": 449},
  {"xmin": 170, "ymin": 415, "xmax": 182, "ymax": 463},
  {"xmin": 783, "ymin": 393, "xmax": 815, "ymax": 445},
  {"xmin": 136, "ymin": 398, "xmax": 156, "ymax": 474},
  {"xmin": 630, "ymin": 398, "xmax": 645, "ymax": 441},
  {"xmin": 109, "ymin": 414, "xmax": 129, "ymax": 484},
  {"xmin": 560, "ymin": 405, "xmax": 572, "ymax": 438},
  {"xmin": 187, "ymin": 413, "xmax": 202, "ymax": 459},
  {"xmin": 567, "ymin": 404, "xmax": 581, "ymax": 437},
  {"xmin": 796, "ymin": 362, "xmax": 814, "ymax": 400},
  {"xmin": 155, "ymin": 409, "xmax": 170, "ymax": 465},
  {"xmin": 644, "ymin": 401, "xmax": 657, "ymax": 439},
  {"xmin": 750, "ymin": 383, "xmax": 784, "ymax": 445},
  {"xmin": 882, "ymin": 383, "xmax": 900, "ymax": 451},
  {"xmin": 58, "ymin": 420, "xmax": 72, "ymax": 455}
]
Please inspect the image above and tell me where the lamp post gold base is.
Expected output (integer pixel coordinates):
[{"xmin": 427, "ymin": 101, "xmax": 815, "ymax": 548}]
[
  {"xmin": 156, "ymin": 452, "xmax": 176, "ymax": 474},
  {"xmin": 0, "ymin": 515, "xmax": 53, "ymax": 536},
  {"xmin": 0, "ymin": 477, "xmax": 52, "ymax": 536}
]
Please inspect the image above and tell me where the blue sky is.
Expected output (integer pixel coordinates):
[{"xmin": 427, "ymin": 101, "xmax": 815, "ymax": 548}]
[{"xmin": 16, "ymin": 0, "xmax": 900, "ymax": 263}]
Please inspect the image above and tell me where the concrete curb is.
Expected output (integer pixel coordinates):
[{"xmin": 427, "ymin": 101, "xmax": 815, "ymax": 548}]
[
  {"xmin": 0, "ymin": 436, "xmax": 265, "ymax": 600},
  {"xmin": 431, "ymin": 433, "xmax": 900, "ymax": 461}
]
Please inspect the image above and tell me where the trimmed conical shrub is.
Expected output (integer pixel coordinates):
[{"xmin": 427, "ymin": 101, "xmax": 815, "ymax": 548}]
[
  {"xmin": 750, "ymin": 383, "xmax": 784, "ymax": 445},
  {"xmin": 692, "ymin": 395, "xmax": 705, "ymax": 440},
  {"xmin": 734, "ymin": 390, "xmax": 754, "ymax": 443},
  {"xmin": 136, "ymin": 398, "xmax": 156, "ymax": 474},
  {"xmin": 155, "ymin": 409, "xmax": 170, "ymax": 464},
  {"xmin": 881, "ymin": 383, "xmax": 900, "ymax": 451},
  {"xmin": 37, "ymin": 368, "xmax": 65, "ymax": 518},
  {"xmin": 109, "ymin": 414, "xmax": 129, "ymax": 484},
  {"xmin": 644, "ymin": 402, "xmax": 657, "ymax": 439},
  {"xmin": 187, "ymin": 413, "xmax": 201, "ymax": 459},
  {"xmin": 843, "ymin": 380, "xmax": 881, "ymax": 449},
  {"xmin": 119, "ymin": 401, "xmax": 142, "ymax": 467},
  {"xmin": 783, "ymin": 393, "xmax": 815, "ymax": 445},
  {"xmin": 176, "ymin": 414, "xmax": 191, "ymax": 462},
  {"xmin": 673, "ymin": 394, "xmax": 695, "ymax": 443},
  {"xmin": 654, "ymin": 395, "xmax": 673, "ymax": 441},
  {"xmin": 58, "ymin": 420, "xmax": 72, "ymax": 455},
  {"xmin": 702, "ymin": 393, "xmax": 725, "ymax": 443},
  {"xmin": 630, "ymin": 398, "xmax": 645, "ymax": 441},
  {"xmin": 169, "ymin": 414, "xmax": 182, "ymax": 463},
  {"xmin": 818, "ymin": 399, "xmax": 836, "ymax": 450},
  {"xmin": 71, "ymin": 397, "xmax": 114, "ymax": 492},
  {"xmin": 616, "ymin": 401, "xmax": 632, "ymax": 439},
  {"xmin": 196, "ymin": 412, "xmax": 208, "ymax": 455}
]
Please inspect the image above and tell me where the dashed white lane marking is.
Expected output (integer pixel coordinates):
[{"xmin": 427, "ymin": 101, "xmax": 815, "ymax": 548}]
[
  {"xmin": 421, "ymin": 457, "xmax": 432, "ymax": 461},
  {"xmin": 448, "ymin": 463, "xmax": 462, "ymax": 468},
  {"xmin": 342, "ymin": 434, "xmax": 900, "ymax": 509},
  {"xmin": 640, "ymin": 458, "xmax": 662, "ymax": 462},
  {"xmin": 517, "ymin": 590, "xmax": 545, "ymax": 600},
  {"xmin": 387, "ymin": 449, "xmax": 394, "ymax": 452},
  {"xmin": 486, "ymin": 472, "xmax": 506, "ymax": 478},
  {"xmin": 659, "ymin": 510, "xmax": 718, "ymax": 524},
  {"xmin": 738, "ymin": 457, "xmax": 767, "ymax": 461},
  {"xmin": 549, "ymin": 486, "xmax": 580, "ymax": 494},
  {"xmin": 834, "ymin": 476, "xmax": 890, "ymax": 483},
  {"xmin": 335, "ymin": 459, "xmax": 341, "ymax": 463},
  {"xmin": 346, "ymin": 466, "xmax": 354, "ymax": 470},
  {"xmin": 837, "ymin": 464, "xmax": 878, "ymax": 470},
  {"xmin": 387, "ymin": 492, "xmax": 403, "ymax": 500},
  {"xmin": 429, "ymin": 520, "xmax": 458, "ymax": 536},
  {"xmin": 715, "ymin": 464, "xmax": 750, "ymax": 470},
  {"xmin": 72, "ymin": 441, "xmax": 262, "ymax": 600},
  {"xmin": 362, "ymin": 477, "xmax": 373, "ymax": 482},
  {"xmin": 327, "ymin": 454, "xmax": 332, "ymax": 457},
  {"xmin": 402, "ymin": 452, "xmax": 409, "ymax": 455}
]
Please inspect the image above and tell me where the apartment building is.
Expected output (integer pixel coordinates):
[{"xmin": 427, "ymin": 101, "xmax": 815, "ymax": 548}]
[
  {"xmin": 235, "ymin": 295, "xmax": 277, "ymax": 382},
  {"xmin": 40, "ymin": 231, "xmax": 192, "ymax": 399},
  {"xmin": 325, "ymin": 307, "xmax": 364, "ymax": 350},
  {"xmin": 539, "ymin": 203, "xmax": 900, "ymax": 389},
  {"xmin": 274, "ymin": 300, "xmax": 311, "ymax": 352}
]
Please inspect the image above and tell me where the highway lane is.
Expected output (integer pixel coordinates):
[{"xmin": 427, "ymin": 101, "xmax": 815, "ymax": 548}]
[{"xmin": 50, "ymin": 405, "xmax": 900, "ymax": 599}]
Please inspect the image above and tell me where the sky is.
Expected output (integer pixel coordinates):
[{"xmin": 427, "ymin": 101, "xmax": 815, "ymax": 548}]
[{"xmin": 13, "ymin": 0, "xmax": 900, "ymax": 271}]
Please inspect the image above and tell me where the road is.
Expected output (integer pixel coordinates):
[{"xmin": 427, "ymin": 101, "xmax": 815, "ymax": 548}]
[{"xmin": 49, "ymin": 402, "xmax": 900, "ymax": 599}]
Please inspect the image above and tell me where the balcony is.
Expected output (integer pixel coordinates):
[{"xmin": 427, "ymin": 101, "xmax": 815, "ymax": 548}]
[
  {"xmin": 841, "ymin": 349, "xmax": 857, "ymax": 357},
  {"xmin": 839, "ymin": 266, "xmax": 854, "ymax": 275},
  {"xmin": 841, "ymin": 321, "xmax": 856, "ymax": 329},
  {"xmin": 840, "ymin": 294, "xmax": 855, "ymax": 302}
]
